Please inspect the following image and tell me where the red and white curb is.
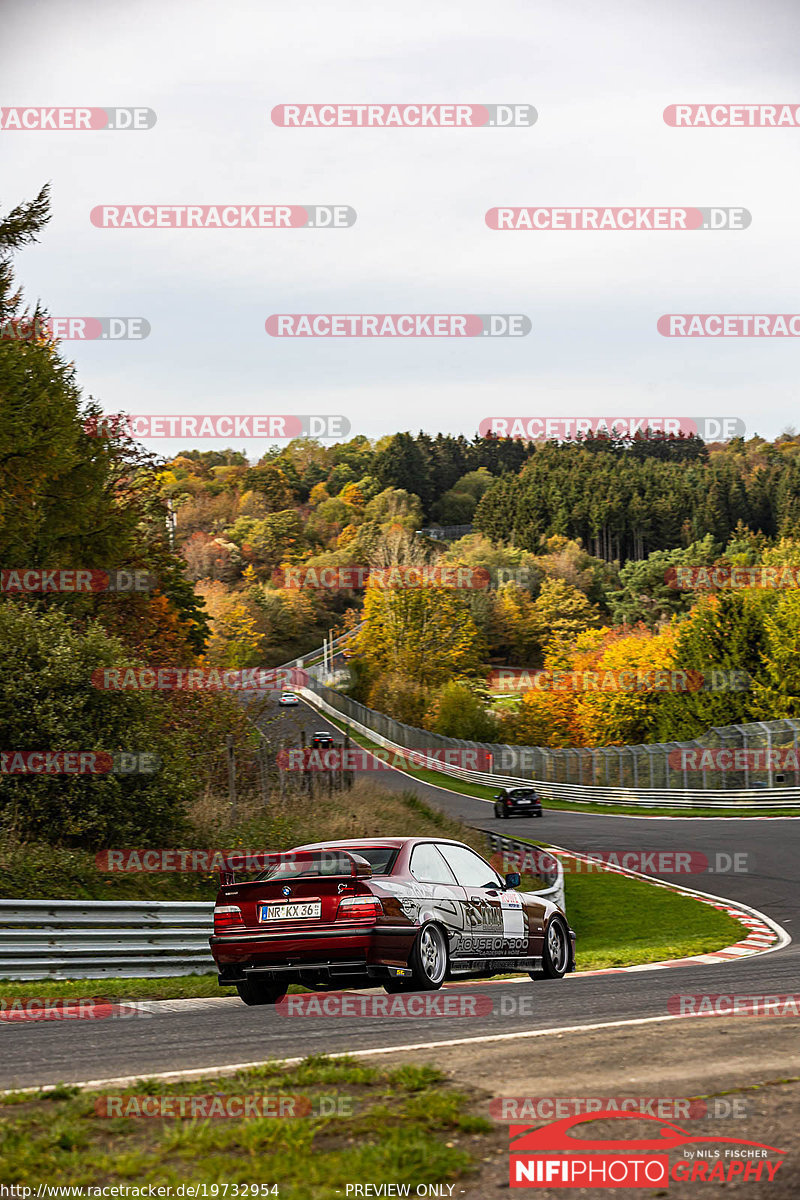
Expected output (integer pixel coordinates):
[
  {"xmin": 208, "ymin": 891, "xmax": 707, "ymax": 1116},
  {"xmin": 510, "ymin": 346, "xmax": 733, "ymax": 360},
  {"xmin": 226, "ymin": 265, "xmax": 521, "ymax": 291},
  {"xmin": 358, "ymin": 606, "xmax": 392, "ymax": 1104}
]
[{"xmin": 544, "ymin": 843, "xmax": 789, "ymax": 975}]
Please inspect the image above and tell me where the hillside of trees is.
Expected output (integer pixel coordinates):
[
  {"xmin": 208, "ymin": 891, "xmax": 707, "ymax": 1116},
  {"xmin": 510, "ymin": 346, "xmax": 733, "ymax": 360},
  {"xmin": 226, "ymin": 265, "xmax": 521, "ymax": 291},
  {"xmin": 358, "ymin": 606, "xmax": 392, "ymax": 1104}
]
[{"xmin": 474, "ymin": 438, "xmax": 800, "ymax": 561}]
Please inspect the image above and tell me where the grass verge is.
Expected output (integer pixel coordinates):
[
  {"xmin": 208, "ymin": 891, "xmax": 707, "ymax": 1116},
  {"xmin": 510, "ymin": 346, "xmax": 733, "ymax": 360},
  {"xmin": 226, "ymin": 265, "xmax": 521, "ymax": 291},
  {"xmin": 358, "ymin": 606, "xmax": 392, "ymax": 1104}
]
[
  {"xmin": 0, "ymin": 1056, "xmax": 496, "ymax": 1197},
  {"xmin": 564, "ymin": 867, "xmax": 746, "ymax": 970}
]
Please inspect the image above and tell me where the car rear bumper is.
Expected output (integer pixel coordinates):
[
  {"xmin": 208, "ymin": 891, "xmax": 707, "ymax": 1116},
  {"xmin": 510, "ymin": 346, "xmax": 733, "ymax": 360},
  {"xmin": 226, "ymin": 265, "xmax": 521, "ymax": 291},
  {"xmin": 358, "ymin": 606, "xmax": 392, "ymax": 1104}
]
[{"xmin": 210, "ymin": 924, "xmax": 416, "ymax": 986}]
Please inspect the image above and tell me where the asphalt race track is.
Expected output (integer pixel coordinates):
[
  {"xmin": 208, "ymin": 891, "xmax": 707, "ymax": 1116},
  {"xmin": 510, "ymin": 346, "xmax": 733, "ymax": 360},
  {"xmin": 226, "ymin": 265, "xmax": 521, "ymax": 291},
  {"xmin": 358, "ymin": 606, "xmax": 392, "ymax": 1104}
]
[{"xmin": 2, "ymin": 694, "xmax": 797, "ymax": 1092}]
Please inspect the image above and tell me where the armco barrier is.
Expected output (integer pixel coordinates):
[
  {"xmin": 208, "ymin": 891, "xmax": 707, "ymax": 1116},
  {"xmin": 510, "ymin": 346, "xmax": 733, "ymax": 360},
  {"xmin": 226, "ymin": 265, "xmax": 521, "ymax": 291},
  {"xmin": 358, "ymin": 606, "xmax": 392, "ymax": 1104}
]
[
  {"xmin": 0, "ymin": 900, "xmax": 215, "ymax": 980},
  {"xmin": 297, "ymin": 675, "xmax": 800, "ymax": 808},
  {"xmin": 0, "ymin": 826, "xmax": 533, "ymax": 979},
  {"xmin": 484, "ymin": 833, "xmax": 565, "ymax": 913}
]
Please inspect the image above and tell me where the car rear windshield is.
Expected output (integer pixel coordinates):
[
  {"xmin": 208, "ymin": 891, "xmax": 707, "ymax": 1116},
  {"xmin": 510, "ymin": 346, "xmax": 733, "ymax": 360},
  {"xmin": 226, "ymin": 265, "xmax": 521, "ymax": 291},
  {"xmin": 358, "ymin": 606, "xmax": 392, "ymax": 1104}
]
[
  {"xmin": 510, "ymin": 789, "xmax": 537, "ymax": 798},
  {"xmin": 255, "ymin": 846, "xmax": 399, "ymax": 880}
]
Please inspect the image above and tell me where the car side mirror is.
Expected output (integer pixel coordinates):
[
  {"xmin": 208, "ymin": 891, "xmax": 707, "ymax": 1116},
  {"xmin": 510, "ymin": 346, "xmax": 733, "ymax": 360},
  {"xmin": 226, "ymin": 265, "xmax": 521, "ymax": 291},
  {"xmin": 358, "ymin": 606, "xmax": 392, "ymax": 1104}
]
[{"xmin": 505, "ymin": 872, "xmax": 521, "ymax": 888}]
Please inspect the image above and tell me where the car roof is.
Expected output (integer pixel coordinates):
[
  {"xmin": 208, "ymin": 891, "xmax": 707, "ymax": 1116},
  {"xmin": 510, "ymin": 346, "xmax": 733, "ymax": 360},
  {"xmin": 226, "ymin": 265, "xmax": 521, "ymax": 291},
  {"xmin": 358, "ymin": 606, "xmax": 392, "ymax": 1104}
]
[{"xmin": 295, "ymin": 836, "xmax": 473, "ymax": 851}]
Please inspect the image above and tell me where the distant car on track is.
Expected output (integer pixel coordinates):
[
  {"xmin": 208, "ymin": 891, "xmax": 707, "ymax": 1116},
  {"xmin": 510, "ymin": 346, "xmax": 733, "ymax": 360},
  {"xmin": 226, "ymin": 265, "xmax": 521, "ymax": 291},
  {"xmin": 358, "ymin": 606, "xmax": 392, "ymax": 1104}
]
[
  {"xmin": 311, "ymin": 732, "xmax": 335, "ymax": 749},
  {"xmin": 494, "ymin": 787, "xmax": 543, "ymax": 819},
  {"xmin": 278, "ymin": 692, "xmax": 300, "ymax": 707},
  {"xmin": 210, "ymin": 836, "xmax": 574, "ymax": 1005}
]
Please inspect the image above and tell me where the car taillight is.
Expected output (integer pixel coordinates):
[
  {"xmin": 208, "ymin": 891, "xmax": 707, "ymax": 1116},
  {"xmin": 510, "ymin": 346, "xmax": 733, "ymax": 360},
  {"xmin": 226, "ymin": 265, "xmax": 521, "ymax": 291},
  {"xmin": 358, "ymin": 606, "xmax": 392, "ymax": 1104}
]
[
  {"xmin": 213, "ymin": 905, "xmax": 243, "ymax": 933},
  {"xmin": 335, "ymin": 895, "xmax": 383, "ymax": 922}
]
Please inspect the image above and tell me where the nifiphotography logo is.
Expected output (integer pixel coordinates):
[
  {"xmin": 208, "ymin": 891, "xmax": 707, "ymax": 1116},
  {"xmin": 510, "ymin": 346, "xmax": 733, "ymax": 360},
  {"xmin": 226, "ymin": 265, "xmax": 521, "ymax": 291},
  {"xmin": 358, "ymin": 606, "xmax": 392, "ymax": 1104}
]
[{"xmin": 508, "ymin": 1111, "xmax": 784, "ymax": 1188}]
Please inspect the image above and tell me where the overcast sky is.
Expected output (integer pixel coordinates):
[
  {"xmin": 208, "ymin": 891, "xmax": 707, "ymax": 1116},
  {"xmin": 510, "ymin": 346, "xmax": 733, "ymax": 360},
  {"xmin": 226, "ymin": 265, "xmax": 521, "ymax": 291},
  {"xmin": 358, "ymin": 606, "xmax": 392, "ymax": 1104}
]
[{"xmin": 2, "ymin": 0, "xmax": 799, "ymax": 456}]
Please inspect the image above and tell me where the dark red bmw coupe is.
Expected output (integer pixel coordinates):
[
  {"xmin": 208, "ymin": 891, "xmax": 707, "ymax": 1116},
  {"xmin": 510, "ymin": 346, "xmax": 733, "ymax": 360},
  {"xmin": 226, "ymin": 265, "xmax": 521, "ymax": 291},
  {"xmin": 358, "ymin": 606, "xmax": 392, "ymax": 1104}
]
[{"xmin": 210, "ymin": 836, "xmax": 575, "ymax": 1005}]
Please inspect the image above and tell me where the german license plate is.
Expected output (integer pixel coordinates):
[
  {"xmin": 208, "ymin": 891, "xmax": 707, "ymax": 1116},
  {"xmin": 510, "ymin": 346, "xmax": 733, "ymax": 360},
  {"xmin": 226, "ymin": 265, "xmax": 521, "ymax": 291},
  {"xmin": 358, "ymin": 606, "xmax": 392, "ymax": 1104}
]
[
  {"xmin": 260, "ymin": 901, "xmax": 321, "ymax": 921},
  {"xmin": 517, "ymin": 799, "xmax": 531, "ymax": 805}
]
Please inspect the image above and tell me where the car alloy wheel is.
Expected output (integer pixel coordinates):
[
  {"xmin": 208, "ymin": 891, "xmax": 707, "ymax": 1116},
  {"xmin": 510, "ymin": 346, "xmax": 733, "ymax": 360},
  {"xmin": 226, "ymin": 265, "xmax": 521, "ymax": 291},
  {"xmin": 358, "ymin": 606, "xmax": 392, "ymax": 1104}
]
[
  {"xmin": 409, "ymin": 922, "xmax": 448, "ymax": 990},
  {"xmin": 542, "ymin": 917, "xmax": 569, "ymax": 978}
]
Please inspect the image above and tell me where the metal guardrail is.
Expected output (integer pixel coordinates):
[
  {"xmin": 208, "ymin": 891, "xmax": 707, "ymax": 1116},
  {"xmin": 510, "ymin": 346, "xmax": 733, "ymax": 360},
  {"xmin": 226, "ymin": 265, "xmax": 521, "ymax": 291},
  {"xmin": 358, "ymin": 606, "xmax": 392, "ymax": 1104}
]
[
  {"xmin": 277, "ymin": 607, "xmax": 800, "ymax": 803},
  {"xmin": 0, "ymin": 900, "xmax": 215, "ymax": 980},
  {"xmin": 483, "ymin": 832, "xmax": 566, "ymax": 913},
  {"xmin": 299, "ymin": 680, "xmax": 800, "ymax": 808},
  {"xmin": 0, "ymin": 830, "xmax": 557, "ymax": 979}
]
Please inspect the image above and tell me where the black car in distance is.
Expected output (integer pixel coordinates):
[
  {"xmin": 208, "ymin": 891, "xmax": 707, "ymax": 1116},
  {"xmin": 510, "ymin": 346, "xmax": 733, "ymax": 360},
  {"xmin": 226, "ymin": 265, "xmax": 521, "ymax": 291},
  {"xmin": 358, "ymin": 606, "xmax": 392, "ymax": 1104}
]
[{"xmin": 494, "ymin": 786, "xmax": 543, "ymax": 819}]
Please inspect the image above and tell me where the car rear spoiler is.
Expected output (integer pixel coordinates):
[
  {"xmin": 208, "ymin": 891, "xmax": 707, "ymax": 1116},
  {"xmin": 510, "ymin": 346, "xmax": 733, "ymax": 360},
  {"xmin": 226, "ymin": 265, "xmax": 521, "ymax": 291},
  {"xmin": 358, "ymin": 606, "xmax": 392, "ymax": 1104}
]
[{"xmin": 219, "ymin": 848, "xmax": 373, "ymax": 886}]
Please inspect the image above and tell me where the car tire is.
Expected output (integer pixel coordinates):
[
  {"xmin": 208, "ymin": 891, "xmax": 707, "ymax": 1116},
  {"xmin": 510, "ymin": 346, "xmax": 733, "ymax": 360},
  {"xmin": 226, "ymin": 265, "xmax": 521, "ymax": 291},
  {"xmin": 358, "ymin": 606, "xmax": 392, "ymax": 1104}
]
[
  {"xmin": 383, "ymin": 979, "xmax": 413, "ymax": 994},
  {"xmin": 235, "ymin": 978, "xmax": 288, "ymax": 1006},
  {"xmin": 494, "ymin": 804, "xmax": 502, "ymax": 819},
  {"xmin": 408, "ymin": 923, "xmax": 449, "ymax": 990},
  {"xmin": 501, "ymin": 807, "xmax": 509, "ymax": 819},
  {"xmin": 540, "ymin": 917, "xmax": 570, "ymax": 979}
]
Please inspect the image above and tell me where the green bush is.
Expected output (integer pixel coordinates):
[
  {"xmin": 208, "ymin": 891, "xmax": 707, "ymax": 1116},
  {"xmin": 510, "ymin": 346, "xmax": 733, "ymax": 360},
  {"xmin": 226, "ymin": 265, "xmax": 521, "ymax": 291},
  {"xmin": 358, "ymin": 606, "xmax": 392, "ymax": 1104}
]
[{"xmin": 0, "ymin": 604, "xmax": 196, "ymax": 847}]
